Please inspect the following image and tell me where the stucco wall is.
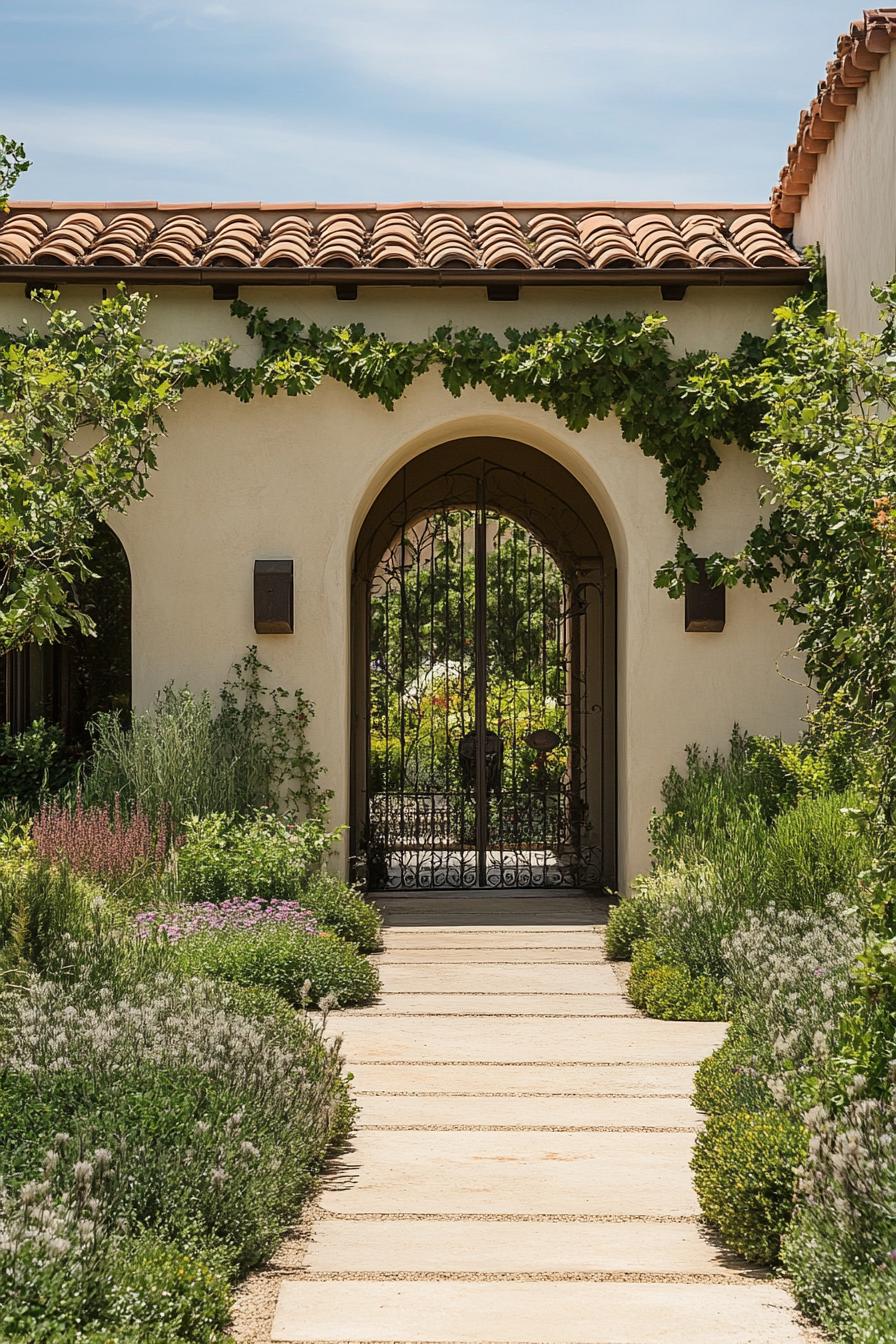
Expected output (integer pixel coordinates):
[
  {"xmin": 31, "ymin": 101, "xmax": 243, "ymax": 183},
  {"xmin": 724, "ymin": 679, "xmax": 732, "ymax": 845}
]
[
  {"xmin": 0, "ymin": 281, "xmax": 809, "ymax": 886},
  {"xmin": 794, "ymin": 49, "xmax": 896, "ymax": 334}
]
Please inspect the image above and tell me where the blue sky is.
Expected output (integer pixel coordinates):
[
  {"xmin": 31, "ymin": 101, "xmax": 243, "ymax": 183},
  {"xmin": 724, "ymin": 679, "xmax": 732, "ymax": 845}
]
[{"xmin": 4, "ymin": 1, "xmax": 854, "ymax": 203}]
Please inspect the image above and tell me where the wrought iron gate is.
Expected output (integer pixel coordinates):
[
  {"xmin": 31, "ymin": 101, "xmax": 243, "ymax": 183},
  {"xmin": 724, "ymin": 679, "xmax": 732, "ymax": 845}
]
[{"xmin": 363, "ymin": 472, "xmax": 602, "ymax": 890}]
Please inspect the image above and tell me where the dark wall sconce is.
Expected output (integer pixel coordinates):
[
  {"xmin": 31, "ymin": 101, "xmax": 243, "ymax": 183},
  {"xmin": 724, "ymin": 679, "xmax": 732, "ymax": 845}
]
[
  {"xmin": 685, "ymin": 558, "xmax": 726, "ymax": 632},
  {"xmin": 254, "ymin": 559, "xmax": 293, "ymax": 633}
]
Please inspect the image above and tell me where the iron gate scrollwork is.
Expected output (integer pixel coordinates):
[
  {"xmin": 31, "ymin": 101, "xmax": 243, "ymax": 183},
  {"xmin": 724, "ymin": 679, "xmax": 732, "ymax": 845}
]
[{"xmin": 358, "ymin": 447, "xmax": 610, "ymax": 892}]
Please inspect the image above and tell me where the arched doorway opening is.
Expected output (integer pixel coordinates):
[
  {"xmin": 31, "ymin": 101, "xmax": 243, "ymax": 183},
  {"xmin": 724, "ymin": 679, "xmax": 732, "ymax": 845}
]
[
  {"xmin": 2, "ymin": 521, "xmax": 132, "ymax": 747},
  {"xmin": 352, "ymin": 438, "xmax": 616, "ymax": 892}
]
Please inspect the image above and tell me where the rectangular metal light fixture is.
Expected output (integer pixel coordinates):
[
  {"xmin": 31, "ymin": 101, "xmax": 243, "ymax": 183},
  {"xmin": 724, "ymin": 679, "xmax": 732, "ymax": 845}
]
[
  {"xmin": 254, "ymin": 559, "xmax": 293, "ymax": 633},
  {"xmin": 685, "ymin": 558, "xmax": 725, "ymax": 632}
]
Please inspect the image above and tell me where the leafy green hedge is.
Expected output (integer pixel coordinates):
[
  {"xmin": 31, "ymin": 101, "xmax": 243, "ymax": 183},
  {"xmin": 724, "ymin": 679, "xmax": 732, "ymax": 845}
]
[
  {"xmin": 172, "ymin": 924, "xmax": 380, "ymax": 1007},
  {"xmin": 627, "ymin": 938, "xmax": 725, "ymax": 1021},
  {"xmin": 605, "ymin": 886, "xmax": 657, "ymax": 960},
  {"xmin": 691, "ymin": 1109, "xmax": 808, "ymax": 1264},
  {"xmin": 692, "ymin": 1031, "xmax": 770, "ymax": 1116},
  {"xmin": 300, "ymin": 872, "xmax": 382, "ymax": 952}
]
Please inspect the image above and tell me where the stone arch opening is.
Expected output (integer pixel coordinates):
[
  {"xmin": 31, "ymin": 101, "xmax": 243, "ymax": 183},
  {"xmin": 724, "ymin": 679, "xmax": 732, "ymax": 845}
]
[{"xmin": 351, "ymin": 437, "xmax": 616, "ymax": 892}]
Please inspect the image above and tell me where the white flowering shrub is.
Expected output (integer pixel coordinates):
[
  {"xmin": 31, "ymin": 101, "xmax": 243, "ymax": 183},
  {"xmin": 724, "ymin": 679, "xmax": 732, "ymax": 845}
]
[
  {"xmin": 724, "ymin": 898, "xmax": 863, "ymax": 1112},
  {"xmin": 783, "ymin": 1077, "xmax": 896, "ymax": 1341},
  {"xmin": 0, "ymin": 966, "xmax": 348, "ymax": 1340},
  {"xmin": 692, "ymin": 897, "xmax": 865, "ymax": 1273}
]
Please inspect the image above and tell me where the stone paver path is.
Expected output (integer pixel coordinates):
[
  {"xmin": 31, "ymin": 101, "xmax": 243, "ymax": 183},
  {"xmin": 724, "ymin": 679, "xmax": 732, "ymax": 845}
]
[{"xmin": 265, "ymin": 894, "xmax": 814, "ymax": 1344}]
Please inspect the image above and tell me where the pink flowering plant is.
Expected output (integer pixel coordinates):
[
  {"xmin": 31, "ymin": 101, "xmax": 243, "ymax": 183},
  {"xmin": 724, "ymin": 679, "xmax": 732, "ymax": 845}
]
[
  {"xmin": 135, "ymin": 897, "xmax": 318, "ymax": 944},
  {"xmin": 32, "ymin": 793, "xmax": 168, "ymax": 880}
]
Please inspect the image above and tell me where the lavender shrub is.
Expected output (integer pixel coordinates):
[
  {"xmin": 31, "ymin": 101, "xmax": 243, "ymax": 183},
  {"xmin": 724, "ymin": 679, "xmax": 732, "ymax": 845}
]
[{"xmin": 723, "ymin": 897, "xmax": 863, "ymax": 1113}]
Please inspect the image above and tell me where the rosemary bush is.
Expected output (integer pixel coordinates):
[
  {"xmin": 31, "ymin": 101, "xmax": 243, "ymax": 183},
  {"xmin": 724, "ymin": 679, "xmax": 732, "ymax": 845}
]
[
  {"xmin": 86, "ymin": 648, "xmax": 329, "ymax": 832},
  {"xmin": 0, "ymin": 861, "xmax": 109, "ymax": 973},
  {"xmin": 759, "ymin": 791, "xmax": 869, "ymax": 912}
]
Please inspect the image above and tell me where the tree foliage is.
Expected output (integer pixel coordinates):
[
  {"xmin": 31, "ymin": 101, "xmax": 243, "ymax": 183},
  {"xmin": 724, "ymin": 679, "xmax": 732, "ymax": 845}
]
[
  {"xmin": 0, "ymin": 133, "xmax": 29, "ymax": 211},
  {"xmin": 673, "ymin": 283, "xmax": 896, "ymax": 816},
  {"xmin": 0, "ymin": 286, "xmax": 230, "ymax": 651}
]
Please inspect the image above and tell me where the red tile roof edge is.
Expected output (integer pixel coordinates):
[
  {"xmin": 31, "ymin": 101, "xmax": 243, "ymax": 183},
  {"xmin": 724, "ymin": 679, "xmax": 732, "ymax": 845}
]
[
  {"xmin": 0, "ymin": 204, "xmax": 801, "ymax": 276},
  {"xmin": 771, "ymin": 7, "xmax": 896, "ymax": 227}
]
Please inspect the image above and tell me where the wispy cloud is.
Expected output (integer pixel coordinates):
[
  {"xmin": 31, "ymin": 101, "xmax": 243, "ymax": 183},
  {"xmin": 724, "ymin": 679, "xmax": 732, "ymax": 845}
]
[
  {"xmin": 123, "ymin": 0, "xmax": 784, "ymax": 105},
  {"xmin": 4, "ymin": 0, "xmax": 854, "ymax": 201},
  {"xmin": 11, "ymin": 100, "xmax": 719, "ymax": 201}
]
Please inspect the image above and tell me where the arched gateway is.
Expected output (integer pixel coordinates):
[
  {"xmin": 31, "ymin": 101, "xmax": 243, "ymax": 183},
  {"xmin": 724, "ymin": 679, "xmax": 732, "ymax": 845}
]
[{"xmin": 351, "ymin": 438, "xmax": 616, "ymax": 893}]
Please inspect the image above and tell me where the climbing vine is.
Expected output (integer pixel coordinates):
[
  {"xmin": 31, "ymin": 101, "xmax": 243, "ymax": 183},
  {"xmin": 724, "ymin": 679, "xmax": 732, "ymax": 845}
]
[
  {"xmin": 224, "ymin": 298, "xmax": 768, "ymax": 531},
  {"xmin": 0, "ymin": 268, "xmax": 825, "ymax": 648}
]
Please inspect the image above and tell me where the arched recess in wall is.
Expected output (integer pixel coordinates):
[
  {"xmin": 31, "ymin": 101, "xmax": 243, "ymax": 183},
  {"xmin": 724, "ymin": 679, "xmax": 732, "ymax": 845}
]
[
  {"xmin": 2, "ymin": 521, "xmax": 132, "ymax": 746},
  {"xmin": 351, "ymin": 436, "xmax": 617, "ymax": 893}
]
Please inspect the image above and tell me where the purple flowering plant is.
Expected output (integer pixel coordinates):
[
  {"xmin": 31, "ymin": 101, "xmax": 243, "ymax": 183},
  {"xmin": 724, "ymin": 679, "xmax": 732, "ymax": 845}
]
[{"xmin": 135, "ymin": 897, "xmax": 318, "ymax": 944}]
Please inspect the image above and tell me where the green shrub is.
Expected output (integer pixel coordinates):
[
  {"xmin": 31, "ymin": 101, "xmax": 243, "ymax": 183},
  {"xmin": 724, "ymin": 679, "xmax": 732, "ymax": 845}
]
[
  {"xmin": 106, "ymin": 1231, "xmax": 233, "ymax": 1343},
  {"xmin": 746, "ymin": 731, "xmax": 857, "ymax": 813},
  {"xmin": 651, "ymin": 730, "xmax": 852, "ymax": 868},
  {"xmin": 692, "ymin": 1108, "xmax": 808, "ymax": 1264},
  {"xmin": 693, "ymin": 1030, "xmax": 772, "ymax": 1116},
  {"xmin": 0, "ymin": 860, "xmax": 172, "ymax": 989},
  {"xmin": 173, "ymin": 924, "xmax": 380, "ymax": 1007},
  {"xmin": 837, "ymin": 1273, "xmax": 896, "ymax": 1344},
  {"xmin": 0, "ymin": 860, "xmax": 103, "ymax": 968},
  {"xmin": 646, "ymin": 863, "xmax": 744, "ymax": 985},
  {"xmin": 760, "ymin": 791, "xmax": 869, "ymax": 911},
  {"xmin": 650, "ymin": 729, "xmax": 775, "ymax": 866},
  {"xmin": 781, "ymin": 1205, "xmax": 871, "ymax": 1337},
  {"xmin": 174, "ymin": 813, "xmax": 380, "ymax": 950},
  {"xmin": 605, "ymin": 884, "xmax": 657, "ymax": 960},
  {"xmin": 781, "ymin": 1201, "xmax": 896, "ymax": 1343},
  {"xmin": 176, "ymin": 812, "xmax": 335, "ymax": 902},
  {"xmin": 627, "ymin": 938, "xmax": 725, "ymax": 1021},
  {"xmin": 301, "ymin": 872, "xmax": 382, "ymax": 952},
  {"xmin": 780, "ymin": 1080, "xmax": 896, "ymax": 1339},
  {"xmin": 0, "ymin": 718, "xmax": 75, "ymax": 810}
]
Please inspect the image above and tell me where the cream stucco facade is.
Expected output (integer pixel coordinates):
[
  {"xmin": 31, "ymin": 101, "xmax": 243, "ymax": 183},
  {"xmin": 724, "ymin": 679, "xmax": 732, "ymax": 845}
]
[
  {"xmin": 0, "ymin": 280, "xmax": 810, "ymax": 887},
  {"xmin": 794, "ymin": 42, "xmax": 896, "ymax": 333}
]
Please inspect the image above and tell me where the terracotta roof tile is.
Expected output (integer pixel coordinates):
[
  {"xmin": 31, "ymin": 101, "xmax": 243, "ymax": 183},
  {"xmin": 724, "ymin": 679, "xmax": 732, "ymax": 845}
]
[
  {"xmin": 576, "ymin": 213, "xmax": 640, "ymax": 269},
  {"xmin": 0, "ymin": 204, "xmax": 802, "ymax": 278},
  {"xmin": 771, "ymin": 8, "xmax": 896, "ymax": 227},
  {"xmin": 627, "ymin": 215, "xmax": 695, "ymax": 269}
]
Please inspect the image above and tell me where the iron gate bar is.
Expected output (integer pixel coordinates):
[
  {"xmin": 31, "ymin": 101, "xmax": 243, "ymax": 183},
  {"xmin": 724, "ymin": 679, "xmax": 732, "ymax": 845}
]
[{"xmin": 474, "ymin": 482, "xmax": 488, "ymax": 888}]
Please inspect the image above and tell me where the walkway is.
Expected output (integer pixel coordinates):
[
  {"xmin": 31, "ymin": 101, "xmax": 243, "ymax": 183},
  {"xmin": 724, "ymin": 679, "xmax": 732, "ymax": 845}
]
[{"xmin": 252, "ymin": 894, "xmax": 814, "ymax": 1343}]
